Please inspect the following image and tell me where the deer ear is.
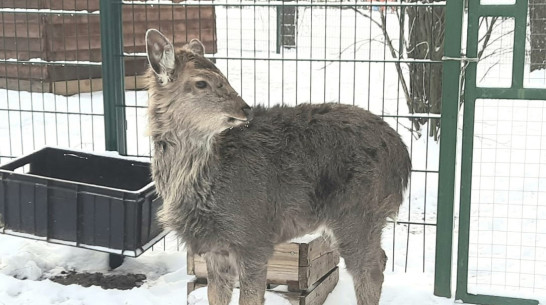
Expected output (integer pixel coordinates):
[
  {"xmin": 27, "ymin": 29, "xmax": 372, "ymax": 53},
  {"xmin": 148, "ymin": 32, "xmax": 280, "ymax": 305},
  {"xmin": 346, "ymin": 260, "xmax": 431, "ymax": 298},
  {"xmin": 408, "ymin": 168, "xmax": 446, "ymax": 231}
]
[
  {"xmin": 146, "ymin": 29, "xmax": 176, "ymax": 78},
  {"xmin": 186, "ymin": 39, "xmax": 205, "ymax": 56}
]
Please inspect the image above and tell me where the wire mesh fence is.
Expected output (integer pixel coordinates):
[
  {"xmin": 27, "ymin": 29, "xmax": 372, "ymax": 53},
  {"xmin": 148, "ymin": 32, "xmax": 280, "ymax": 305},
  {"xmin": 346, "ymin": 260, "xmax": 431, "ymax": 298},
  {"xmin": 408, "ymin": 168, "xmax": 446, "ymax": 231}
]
[
  {"xmin": 470, "ymin": 98, "xmax": 546, "ymax": 298},
  {"xmin": 0, "ymin": 2, "xmax": 106, "ymax": 164},
  {"xmin": 0, "ymin": 0, "xmax": 444, "ymax": 273}
]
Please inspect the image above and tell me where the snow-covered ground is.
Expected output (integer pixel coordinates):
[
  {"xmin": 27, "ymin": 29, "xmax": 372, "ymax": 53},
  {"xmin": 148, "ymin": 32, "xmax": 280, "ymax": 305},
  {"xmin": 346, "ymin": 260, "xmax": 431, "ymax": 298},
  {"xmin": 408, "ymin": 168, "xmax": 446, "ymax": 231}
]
[
  {"xmin": 0, "ymin": 232, "xmax": 459, "ymax": 305},
  {"xmin": 1, "ymin": 2, "xmax": 545, "ymax": 305}
]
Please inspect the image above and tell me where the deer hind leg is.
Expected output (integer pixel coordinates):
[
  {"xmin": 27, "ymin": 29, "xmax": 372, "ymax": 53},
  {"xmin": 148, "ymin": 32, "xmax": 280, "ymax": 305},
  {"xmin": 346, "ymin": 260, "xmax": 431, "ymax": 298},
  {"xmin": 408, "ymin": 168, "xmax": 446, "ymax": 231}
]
[
  {"xmin": 332, "ymin": 217, "xmax": 387, "ymax": 305},
  {"xmin": 236, "ymin": 250, "xmax": 270, "ymax": 305},
  {"xmin": 205, "ymin": 251, "xmax": 237, "ymax": 305}
]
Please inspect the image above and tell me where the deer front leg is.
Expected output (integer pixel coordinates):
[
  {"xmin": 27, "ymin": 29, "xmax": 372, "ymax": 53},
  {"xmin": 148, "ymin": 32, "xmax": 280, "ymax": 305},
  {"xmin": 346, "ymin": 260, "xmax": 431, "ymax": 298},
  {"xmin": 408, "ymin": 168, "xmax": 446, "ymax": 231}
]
[
  {"xmin": 237, "ymin": 258, "xmax": 268, "ymax": 305},
  {"xmin": 205, "ymin": 251, "xmax": 237, "ymax": 305}
]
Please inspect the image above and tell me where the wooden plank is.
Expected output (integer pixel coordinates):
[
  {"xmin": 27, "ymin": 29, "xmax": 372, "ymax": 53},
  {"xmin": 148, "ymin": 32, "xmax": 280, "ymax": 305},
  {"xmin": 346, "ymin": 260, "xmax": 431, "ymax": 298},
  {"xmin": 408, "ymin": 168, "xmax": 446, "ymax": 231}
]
[
  {"xmin": 44, "ymin": 0, "xmax": 100, "ymax": 11},
  {"xmin": 188, "ymin": 242, "xmax": 301, "ymax": 285},
  {"xmin": 46, "ymin": 34, "xmax": 102, "ymax": 53},
  {"xmin": 123, "ymin": 37, "xmax": 217, "ymax": 55},
  {"xmin": 0, "ymin": 51, "xmax": 45, "ymax": 61},
  {"xmin": 186, "ymin": 278, "xmax": 300, "ymax": 305},
  {"xmin": 124, "ymin": 6, "xmax": 215, "ymax": 22},
  {"xmin": 0, "ymin": 37, "xmax": 45, "ymax": 52},
  {"xmin": 42, "ymin": 20, "xmax": 211, "ymax": 39},
  {"xmin": 122, "ymin": 24, "xmax": 216, "ymax": 49},
  {"xmin": 43, "ymin": 31, "xmax": 216, "ymax": 60},
  {"xmin": 47, "ymin": 15, "xmax": 101, "ymax": 25},
  {"xmin": 50, "ymin": 75, "xmax": 147, "ymax": 96},
  {"xmin": 0, "ymin": 23, "xmax": 43, "ymax": 38},
  {"xmin": 51, "ymin": 78, "xmax": 104, "ymax": 96},
  {"xmin": 191, "ymin": 254, "xmax": 206, "ymax": 277},
  {"xmin": 46, "ymin": 64, "xmax": 102, "ymax": 81},
  {"xmin": 187, "ymin": 251, "xmax": 195, "ymax": 276},
  {"xmin": 0, "ymin": 78, "xmax": 49, "ymax": 93},
  {"xmin": 0, "ymin": 13, "xmax": 42, "ymax": 24},
  {"xmin": 0, "ymin": 0, "xmax": 99, "ymax": 10},
  {"xmin": 0, "ymin": 64, "xmax": 48, "ymax": 81},
  {"xmin": 0, "ymin": 75, "xmax": 146, "ymax": 95},
  {"xmin": 186, "ymin": 237, "xmax": 340, "ymax": 290},
  {"xmin": 186, "ymin": 267, "xmax": 339, "ymax": 305},
  {"xmin": 0, "ymin": 0, "xmax": 44, "ymax": 9},
  {"xmin": 186, "ymin": 277, "xmax": 207, "ymax": 295},
  {"xmin": 191, "ymin": 254, "xmax": 301, "ymax": 284},
  {"xmin": 122, "ymin": 19, "xmax": 214, "ymax": 37},
  {"xmin": 298, "ymin": 237, "xmax": 334, "ymax": 267},
  {"xmin": 300, "ymin": 267, "xmax": 339, "ymax": 305},
  {"xmin": 47, "ymin": 22, "xmax": 101, "ymax": 38},
  {"xmin": 298, "ymin": 251, "xmax": 340, "ymax": 291},
  {"xmin": 0, "ymin": 57, "xmax": 148, "ymax": 81}
]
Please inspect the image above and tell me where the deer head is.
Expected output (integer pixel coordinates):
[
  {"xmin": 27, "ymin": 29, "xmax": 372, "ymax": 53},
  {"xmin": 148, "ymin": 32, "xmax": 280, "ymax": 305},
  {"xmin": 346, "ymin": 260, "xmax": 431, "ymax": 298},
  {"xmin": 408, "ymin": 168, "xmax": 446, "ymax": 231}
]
[{"xmin": 145, "ymin": 29, "xmax": 252, "ymax": 139}]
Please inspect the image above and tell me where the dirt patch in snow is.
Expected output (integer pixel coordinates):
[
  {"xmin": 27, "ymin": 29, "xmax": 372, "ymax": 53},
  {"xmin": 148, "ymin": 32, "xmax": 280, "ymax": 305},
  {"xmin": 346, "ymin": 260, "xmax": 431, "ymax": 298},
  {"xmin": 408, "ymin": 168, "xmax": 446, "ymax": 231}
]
[{"xmin": 49, "ymin": 271, "xmax": 146, "ymax": 290}]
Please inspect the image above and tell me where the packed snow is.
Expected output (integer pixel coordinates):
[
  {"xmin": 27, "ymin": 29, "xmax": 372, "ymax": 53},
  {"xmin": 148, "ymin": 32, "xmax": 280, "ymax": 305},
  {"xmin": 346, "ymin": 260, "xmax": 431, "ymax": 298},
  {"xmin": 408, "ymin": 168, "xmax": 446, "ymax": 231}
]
[{"xmin": 0, "ymin": 232, "xmax": 466, "ymax": 305}]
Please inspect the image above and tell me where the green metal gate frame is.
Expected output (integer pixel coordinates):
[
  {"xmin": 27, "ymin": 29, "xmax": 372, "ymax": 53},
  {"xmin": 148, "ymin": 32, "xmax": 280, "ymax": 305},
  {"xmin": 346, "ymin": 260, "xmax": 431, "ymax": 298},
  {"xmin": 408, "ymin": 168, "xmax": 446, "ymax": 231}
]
[{"xmin": 435, "ymin": 0, "xmax": 545, "ymax": 304}]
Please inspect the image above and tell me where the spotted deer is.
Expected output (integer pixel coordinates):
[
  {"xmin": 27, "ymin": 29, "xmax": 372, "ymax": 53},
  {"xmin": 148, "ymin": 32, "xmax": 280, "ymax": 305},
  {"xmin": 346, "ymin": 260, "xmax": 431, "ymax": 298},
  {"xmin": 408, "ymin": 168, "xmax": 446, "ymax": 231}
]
[{"xmin": 145, "ymin": 29, "xmax": 411, "ymax": 305}]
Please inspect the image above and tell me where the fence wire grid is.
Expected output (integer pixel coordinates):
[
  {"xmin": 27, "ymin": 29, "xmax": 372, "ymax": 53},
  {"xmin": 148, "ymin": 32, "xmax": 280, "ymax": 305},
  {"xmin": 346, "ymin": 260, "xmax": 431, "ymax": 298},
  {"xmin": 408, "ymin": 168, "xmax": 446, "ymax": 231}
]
[{"xmin": 0, "ymin": 0, "xmax": 443, "ymax": 273}]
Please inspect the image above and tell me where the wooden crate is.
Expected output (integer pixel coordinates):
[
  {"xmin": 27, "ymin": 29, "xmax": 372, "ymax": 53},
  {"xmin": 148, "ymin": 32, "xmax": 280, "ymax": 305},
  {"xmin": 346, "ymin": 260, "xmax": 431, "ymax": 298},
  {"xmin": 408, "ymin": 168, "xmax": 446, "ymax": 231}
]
[
  {"xmin": 187, "ymin": 267, "xmax": 339, "ymax": 305},
  {"xmin": 187, "ymin": 236, "xmax": 340, "ymax": 292}
]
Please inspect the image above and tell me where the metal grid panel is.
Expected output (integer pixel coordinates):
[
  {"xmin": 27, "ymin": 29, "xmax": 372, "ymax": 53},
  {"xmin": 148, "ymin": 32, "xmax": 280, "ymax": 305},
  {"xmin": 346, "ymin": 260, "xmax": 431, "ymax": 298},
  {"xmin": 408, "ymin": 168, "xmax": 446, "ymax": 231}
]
[
  {"xmin": 121, "ymin": 0, "xmax": 444, "ymax": 273},
  {"xmin": 0, "ymin": 0, "xmax": 445, "ymax": 273},
  {"xmin": 469, "ymin": 98, "xmax": 546, "ymax": 299},
  {"xmin": 0, "ymin": 2, "xmax": 105, "ymax": 164}
]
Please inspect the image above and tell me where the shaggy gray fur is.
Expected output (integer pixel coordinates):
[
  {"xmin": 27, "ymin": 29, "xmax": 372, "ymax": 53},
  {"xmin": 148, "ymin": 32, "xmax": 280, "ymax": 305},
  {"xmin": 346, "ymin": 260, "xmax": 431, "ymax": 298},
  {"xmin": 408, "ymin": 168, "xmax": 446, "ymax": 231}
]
[{"xmin": 145, "ymin": 29, "xmax": 411, "ymax": 305}]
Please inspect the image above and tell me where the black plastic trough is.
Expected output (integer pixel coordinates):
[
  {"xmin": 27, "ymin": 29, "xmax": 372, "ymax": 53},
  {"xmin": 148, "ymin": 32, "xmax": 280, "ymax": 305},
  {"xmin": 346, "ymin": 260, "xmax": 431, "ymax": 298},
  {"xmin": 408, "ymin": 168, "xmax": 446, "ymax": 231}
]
[{"xmin": 0, "ymin": 147, "xmax": 166, "ymax": 260}]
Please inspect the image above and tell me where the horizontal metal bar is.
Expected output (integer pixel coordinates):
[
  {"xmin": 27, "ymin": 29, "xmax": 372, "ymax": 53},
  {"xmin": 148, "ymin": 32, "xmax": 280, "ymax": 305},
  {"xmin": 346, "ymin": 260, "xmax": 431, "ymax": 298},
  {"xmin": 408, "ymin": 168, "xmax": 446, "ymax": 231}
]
[
  {"xmin": 119, "ymin": 105, "xmax": 443, "ymax": 119},
  {"xmin": 381, "ymin": 113, "xmax": 442, "ymax": 119},
  {"xmin": 0, "ymin": 109, "xmax": 103, "ymax": 116},
  {"xmin": 0, "ymin": 8, "xmax": 99, "ymax": 15},
  {"xmin": 387, "ymin": 220, "xmax": 437, "ymax": 226},
  {"xmin": 130, "ymin": 53, "xmax": 442, "ymax": 64},
  {"xmin": 212, "ymin": 56, "xmax": 442, "ymax": 64},
  {"xmin": 122, "ymin": 1, "xmax": 446, "ymax": 8},
  {"xmin": 478, "ymin": 4, "xmax": 517, "ymax": 18},
  {"xmin": 110, "ymin": 161, "xmax": 437, "ymax": 175},
  {"xmin": 0, "ymin": 59, "xmax": 102, "ymax": 66},
  {"xmin": 411, "ymin": 169, "xmax": 439, "ymax": 174},
  {"xmin": 457, "ymin": 292, "xmax": 538, "ymax": 305},
  {"xmin": 120, "ymin": 105, "xmax": 148, "ymax": 109},
  {"xmin": 124, "ymin": 154, "xmax": 151, "ymax": 159},
  {"xmin": 476, "ymin": 87, "xmax": 546, "ymax": 100}
]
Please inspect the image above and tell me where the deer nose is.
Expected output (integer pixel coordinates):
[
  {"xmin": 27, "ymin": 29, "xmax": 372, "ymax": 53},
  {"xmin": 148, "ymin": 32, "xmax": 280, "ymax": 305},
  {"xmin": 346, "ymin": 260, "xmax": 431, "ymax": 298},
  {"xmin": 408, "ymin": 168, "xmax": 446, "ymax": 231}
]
[{"xmin": 242, "ymin": 105, "xmax": 253, "ymax": 121}]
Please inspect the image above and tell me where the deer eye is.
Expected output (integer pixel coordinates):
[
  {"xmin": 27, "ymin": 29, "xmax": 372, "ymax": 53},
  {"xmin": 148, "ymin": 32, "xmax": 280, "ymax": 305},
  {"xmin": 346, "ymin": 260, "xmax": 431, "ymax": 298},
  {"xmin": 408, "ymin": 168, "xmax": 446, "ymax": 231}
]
[{"xmin": 195, "ymin": 81, "xmax": 208, "ymax": 89}]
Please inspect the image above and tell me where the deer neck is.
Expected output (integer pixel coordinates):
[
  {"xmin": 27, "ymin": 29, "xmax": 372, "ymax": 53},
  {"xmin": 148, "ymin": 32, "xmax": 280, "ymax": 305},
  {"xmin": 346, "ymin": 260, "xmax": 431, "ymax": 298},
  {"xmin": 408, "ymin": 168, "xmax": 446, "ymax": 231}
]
[{"xmin": 151, "ymin": 128, "xmax": 218, "ymax": 226}]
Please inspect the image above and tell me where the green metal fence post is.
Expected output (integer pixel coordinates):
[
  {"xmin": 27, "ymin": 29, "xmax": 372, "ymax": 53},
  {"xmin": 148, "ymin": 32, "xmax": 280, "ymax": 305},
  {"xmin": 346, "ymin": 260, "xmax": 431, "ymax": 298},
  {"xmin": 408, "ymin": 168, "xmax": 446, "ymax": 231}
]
[
  {"xmin": 100, "ymin": 0, "xmax": 127, "ymax": 154},
  {"xmin": 276, "ymin": 3, "xmax": 282, "ymax": 54},
  {"xmin": 433, "ymin": 0, "xmax": 465, "ymax": 298}
]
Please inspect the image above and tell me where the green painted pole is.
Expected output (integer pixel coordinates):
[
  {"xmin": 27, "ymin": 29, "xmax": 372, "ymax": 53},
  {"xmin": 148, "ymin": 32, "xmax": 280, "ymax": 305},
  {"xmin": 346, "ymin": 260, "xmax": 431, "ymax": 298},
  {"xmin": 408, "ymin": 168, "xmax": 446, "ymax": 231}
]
[
  {"xmin": 100, "ymin": 0, "xmax": 127, "ymax": 154},
  {"xmin": 511, "ymin": 0, "xmax": 529, "ymax": 89},
  {"xmin": 433, "ymin": 0, "xmax": 464, "ymax": 298},
  {"xmin": 276, "ymin": 4, "xmax": 282, "ymax": 54}
]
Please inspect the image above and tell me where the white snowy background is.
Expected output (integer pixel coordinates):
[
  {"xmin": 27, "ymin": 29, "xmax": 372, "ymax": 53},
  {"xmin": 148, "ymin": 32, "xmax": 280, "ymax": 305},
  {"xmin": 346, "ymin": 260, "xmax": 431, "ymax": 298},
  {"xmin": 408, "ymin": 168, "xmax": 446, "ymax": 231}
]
[{"xmin": 0, "ymin": 1, "xmax": 545, "ymax": 304}]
